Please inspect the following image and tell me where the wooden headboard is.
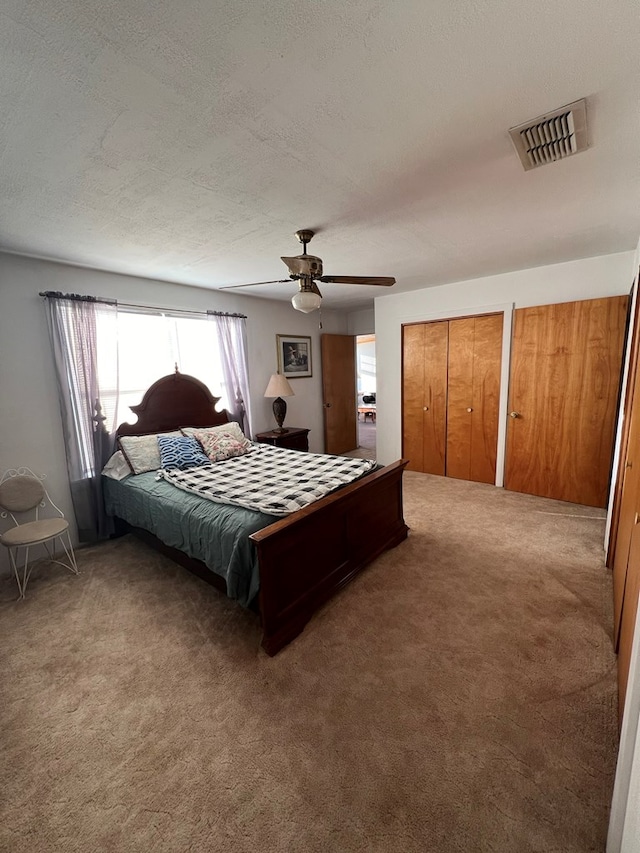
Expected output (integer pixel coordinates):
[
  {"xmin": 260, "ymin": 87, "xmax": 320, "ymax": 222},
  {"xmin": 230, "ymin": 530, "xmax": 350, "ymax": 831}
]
[{"xmin": 116, "ymin": 371, "xmax": 230, "ymax": 437}]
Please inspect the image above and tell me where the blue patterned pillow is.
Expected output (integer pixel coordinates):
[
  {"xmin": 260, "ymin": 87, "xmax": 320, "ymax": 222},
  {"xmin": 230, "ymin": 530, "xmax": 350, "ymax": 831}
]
[{"xmin": 157, "ymin": 435, "xmax": 209, "ymax": 470}]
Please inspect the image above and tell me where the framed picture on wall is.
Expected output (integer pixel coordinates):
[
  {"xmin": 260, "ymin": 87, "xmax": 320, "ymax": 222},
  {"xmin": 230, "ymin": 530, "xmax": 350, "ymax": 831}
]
[{"xmin": 277, "ymin": 334, "xmax": 312, "ymax": 378}]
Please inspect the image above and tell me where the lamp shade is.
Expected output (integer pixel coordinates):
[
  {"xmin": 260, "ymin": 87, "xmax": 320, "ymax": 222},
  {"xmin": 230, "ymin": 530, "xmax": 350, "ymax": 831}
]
[
  {"xmin": 291, "ymin": 290, "xmax": 322, "ymax": 313},
  {"xmin": 264, "ymin": 373, "xmax": 294, "ymax": 398}
]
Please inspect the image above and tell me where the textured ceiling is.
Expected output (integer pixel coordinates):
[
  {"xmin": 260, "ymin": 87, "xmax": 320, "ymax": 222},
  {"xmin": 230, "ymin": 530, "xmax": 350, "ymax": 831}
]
[{"xmin": 1, "ymin": 0, "xmax": 639, "ymax": 311}]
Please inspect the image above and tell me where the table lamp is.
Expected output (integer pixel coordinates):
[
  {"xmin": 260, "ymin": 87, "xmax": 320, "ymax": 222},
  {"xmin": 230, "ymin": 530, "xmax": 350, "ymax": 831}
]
[{"xmin": 264, "ymin": 373, "xmax": 294, "ymax": 432}]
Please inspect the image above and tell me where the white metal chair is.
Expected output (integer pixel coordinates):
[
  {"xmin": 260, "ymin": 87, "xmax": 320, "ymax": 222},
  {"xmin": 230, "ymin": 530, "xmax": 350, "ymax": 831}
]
[{"xmin": 0, "ymin": 468, "xmax": 79, "ymax": 598}]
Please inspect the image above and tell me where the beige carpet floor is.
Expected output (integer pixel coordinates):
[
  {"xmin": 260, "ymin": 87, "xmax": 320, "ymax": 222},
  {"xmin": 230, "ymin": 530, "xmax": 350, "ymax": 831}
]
[
  {"xmin": 350, "ymin": 419, "xmax": 376, "ymax": 460},
  {"xmin": 0, "ymin": 473, "xmax": 618, "ymax": 853}
]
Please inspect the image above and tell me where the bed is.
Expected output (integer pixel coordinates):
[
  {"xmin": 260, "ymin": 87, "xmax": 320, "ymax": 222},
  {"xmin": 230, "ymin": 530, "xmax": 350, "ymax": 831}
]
[{"xmin": 103, "ymin": 370, "xmax": 409, "ymax": 655}]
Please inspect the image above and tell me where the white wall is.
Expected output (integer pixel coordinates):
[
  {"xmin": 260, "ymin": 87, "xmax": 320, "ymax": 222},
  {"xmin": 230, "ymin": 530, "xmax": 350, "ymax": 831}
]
[
  {"xmin": 374, "ymin": 251, "xmax": 636, "ymax": 466},
  {"xmin": 0, "ymin": 252, "xmax": 347, "ymax": 573},
  {"xmin": 347, "ymin": 308, "xmax": 374, "ymax": 336}
]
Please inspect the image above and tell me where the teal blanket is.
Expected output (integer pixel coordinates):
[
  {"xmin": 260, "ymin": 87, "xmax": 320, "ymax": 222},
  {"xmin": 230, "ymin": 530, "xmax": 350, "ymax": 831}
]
[{"xmin": 103, "ymin": 473, "xmax": 279, "ymax": 607}]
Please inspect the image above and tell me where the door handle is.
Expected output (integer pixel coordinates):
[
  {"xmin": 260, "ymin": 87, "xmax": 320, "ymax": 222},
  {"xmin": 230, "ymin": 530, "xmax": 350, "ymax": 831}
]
[
  {"xmin": 466, "ymin": 407, "xmax": 473, "ymax": 413},
  {"xmin": 423, "ymin": 406, "xmax": 429, "ymax": 411},
  {"xmin": 509, "ymin": 411, "xmax": 520, "ymax": 419},
  {"xmin": 324, "ymin": 402, "xmax": 332, "ymax": 408}
]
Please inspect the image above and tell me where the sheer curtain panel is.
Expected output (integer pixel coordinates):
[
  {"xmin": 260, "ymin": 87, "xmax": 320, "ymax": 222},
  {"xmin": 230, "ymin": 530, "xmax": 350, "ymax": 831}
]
[
  {"xmin": 44, "ymin": 295, "xmax": 119, "ymax": 541},
  {"xmin": 209, "ymin": 313, "xmax": 252, "ymax": 437}
]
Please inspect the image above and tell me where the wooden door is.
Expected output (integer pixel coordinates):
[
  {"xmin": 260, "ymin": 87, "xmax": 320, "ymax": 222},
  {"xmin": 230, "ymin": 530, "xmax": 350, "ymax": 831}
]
[
  {"xmin": 447, "ymin": 314, "xmax": 503, "ymax": 484},
  {"xmin": 607, "ymin": 290, "xmax": 637, "ymax": 571},
  {"xmin": 505, "ymin": 296, "xmax": 628, "ymax": 507},
  {"xmin": 618, "ymin": 520, "xmax": 640, "ymax": 719},
  {"xmin": 321, "ymin": 334, "xmax": 357, "ymax": 455},
  {"xmin": 402, "ymin": 322, "xmax": 448, "ymax": 474},
  {"xmin": 612, "ymin": 352, "xmax": 640, "ymax": 645}
]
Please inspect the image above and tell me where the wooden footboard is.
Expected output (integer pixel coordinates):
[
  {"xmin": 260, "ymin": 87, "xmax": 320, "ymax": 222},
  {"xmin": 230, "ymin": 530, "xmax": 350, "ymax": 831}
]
[{"xmin": 251, "ymin": 459, "xmax": 409, "ymax": 655}]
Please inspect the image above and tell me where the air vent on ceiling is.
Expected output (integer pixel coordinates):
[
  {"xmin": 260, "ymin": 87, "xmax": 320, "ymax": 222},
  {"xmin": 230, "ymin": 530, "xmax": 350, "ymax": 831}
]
[{"xmin": 509, "ymin": 99, "xmax": 588, "ymax": 171}]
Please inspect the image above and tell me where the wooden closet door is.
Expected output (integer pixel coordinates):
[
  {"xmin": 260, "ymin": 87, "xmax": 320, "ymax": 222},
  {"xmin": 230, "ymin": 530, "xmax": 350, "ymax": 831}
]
[
  {"xmin": 446, "ymin": 318, "xmax": 474, "ymax": 479},
  {"xmin": 617, "ymin": 521, "xmax": 640, "ymax": 719},
  {"xmin": 471, "ymin": 314, "xmax": 504, "ymax": 483},
  {"xmin": 608, "ymin": 290, "xmax": 638, "ymax": 572},
  {"xmin": 612, "ymin": 352, "xmax": 640, "ymax": 646},
  {"xmin": 505, "ymin": 296, "xmax": 628, "ymax": 507},
  {"xmin": 402, "ymin": 322, "xmax": 448, "ymax": 474},
  {"xmin": 447, "ymin": 314, "xmax": 503, "ymax": 484}
]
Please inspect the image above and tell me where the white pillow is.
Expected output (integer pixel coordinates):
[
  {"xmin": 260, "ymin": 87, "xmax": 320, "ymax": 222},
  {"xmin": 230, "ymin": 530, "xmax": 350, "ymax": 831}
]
[
  {"xmin": 181, "ymin": 422, "xmax": 252, "ymax": 450},
  {"xmin": 101, "ymin": 450, "xmax": 132, "ymax": 481},
  {"xmin": 118, "ymin": 432, "xmax": 182, "ymax": 474}
]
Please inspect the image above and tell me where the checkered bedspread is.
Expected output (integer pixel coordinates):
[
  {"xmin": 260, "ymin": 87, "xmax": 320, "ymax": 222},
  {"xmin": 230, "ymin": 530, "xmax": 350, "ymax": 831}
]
[{"xmin": 158, "ymin": 444, "xmax": 377, "ymax": 516}]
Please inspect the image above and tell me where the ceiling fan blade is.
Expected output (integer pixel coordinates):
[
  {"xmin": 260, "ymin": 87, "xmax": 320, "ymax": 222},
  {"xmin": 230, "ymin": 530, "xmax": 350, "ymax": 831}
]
[
  {"xmin": 219, "ymin": 279, "xmax": 291, "ymax": 290},
  {"xmin": 318, "ymin": 275, "xmax": 396, "ymax": 286}
]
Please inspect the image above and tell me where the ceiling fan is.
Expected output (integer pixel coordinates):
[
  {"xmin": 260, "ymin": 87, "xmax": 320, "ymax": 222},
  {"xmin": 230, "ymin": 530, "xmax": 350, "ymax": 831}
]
[{"xmin": 219, "ymin": 230, "xmax": 396, "ymax": 313}]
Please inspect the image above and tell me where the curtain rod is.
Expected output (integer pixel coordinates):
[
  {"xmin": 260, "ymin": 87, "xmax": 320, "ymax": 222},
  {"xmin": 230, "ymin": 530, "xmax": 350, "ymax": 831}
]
[{"xmin": 39, "ymin": 291, "xmax": 247, "ymax": 319}]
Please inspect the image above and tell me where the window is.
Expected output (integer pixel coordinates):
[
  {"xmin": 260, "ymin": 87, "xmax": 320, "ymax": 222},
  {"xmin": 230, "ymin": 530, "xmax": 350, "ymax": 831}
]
[{"xmin": 96, "ymin": 309, "xmax": 227, "ymax": 429}]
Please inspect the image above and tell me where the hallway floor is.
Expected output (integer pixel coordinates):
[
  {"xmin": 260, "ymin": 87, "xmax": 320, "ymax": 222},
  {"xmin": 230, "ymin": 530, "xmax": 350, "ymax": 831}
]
[{"xmin": 343, "ymin": 419, "xmax": 376, "ymax": 460}]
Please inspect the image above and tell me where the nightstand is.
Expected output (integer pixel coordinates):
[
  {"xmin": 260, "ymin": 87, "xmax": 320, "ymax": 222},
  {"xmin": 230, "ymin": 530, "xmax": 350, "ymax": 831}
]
[{"xmin": 255, "ymin": 427, "xmax": 309, "ymax": 452}]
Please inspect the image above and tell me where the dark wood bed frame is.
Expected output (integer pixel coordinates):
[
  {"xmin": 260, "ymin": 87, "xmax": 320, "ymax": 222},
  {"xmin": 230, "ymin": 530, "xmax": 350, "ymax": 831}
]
[{"xmin": 113, "ymin": 370, "xmax": 409, "ymax": 655}]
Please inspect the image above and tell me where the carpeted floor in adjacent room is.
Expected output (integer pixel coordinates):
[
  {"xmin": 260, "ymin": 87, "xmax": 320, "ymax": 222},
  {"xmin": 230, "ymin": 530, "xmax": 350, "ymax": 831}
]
[
  {"xmin": 0, "ymin": 472, "xmax": 618, "ymax": 853},
  {"xmin": 348, "ymin": 418, "xmax": 376, "ymax": 460}
]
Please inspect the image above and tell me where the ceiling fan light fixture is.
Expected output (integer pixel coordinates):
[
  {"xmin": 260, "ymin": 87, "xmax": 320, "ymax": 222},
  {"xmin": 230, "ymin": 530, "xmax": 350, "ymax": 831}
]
[{"xmin": 291, "ymin": 290, "xmax": 322, "ymax": 313}]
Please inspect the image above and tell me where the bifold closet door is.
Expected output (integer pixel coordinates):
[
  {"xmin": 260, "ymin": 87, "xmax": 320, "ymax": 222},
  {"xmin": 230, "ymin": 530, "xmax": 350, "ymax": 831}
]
[
  {"xmin": 617, "ymin": 520, "xmax": 640, "ymax": 717},
  {"xmin": 446, "ymin": 314, "xmax": 503, "ymax": 484},
  {"xmin": 505, "ymin": 295, "xmax": 628, "ymax": 507},
  {"xmin": 402, "ymin": 321, "xmax": 448, "ymax": 474}
]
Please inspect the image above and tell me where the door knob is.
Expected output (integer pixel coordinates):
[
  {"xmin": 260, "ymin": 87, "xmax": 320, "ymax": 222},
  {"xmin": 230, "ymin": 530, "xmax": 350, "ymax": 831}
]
[
  {"xmin": 466, "ymin": 407, "xmax": 473, "ymax": 413},
  {"xmin": 509, "ymin": 411, "xmax": 520, "ymax": 419},
  {"xmin": 423, "ymin": 406, "xmax": 429, "ymax": 411},
  {"xmin": 324, "ymin": 402, "xmax": 332, "ymax": 408}
]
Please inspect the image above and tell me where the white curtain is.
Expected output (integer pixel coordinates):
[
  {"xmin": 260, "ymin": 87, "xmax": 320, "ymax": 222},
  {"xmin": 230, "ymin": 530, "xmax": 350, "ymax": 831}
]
[
  {"xmin": 209, "ymin": 313, "xmax": 252, "ymax": 437},
  {"xmin": 44, "ymin": 295, "xmax": 119, "ymax": 541}
]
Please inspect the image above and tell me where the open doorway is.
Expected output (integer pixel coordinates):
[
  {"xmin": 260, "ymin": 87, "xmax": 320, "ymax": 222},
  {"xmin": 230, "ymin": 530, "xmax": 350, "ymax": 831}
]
[{"xmin": 355, "ymin": 334, "xmax": 376, "ymax": 460}]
